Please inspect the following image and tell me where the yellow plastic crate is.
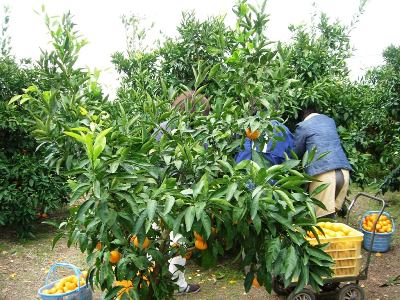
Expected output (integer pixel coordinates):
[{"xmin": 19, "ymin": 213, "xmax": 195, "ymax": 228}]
[{"xmin": 307, "ymin": 223, "xmax": 364, "ymax": 278}]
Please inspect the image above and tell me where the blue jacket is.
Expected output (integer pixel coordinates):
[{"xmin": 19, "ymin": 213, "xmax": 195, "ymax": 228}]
[
  {"xmin": 294, "ymin": 114, "xmax": 352, "ymax": 176},
  {"xmin": 235, "ymin": 120, "xmax": 294, "ymax": 165}
]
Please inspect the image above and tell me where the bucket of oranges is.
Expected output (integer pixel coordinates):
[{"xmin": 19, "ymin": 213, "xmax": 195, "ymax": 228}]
[
  {"xmin": 38, "ymin": 263, "xmax": 92, "ymax": 300},
  {"xmin": 360, "ymin": 211, "xmax": 395, "ymax": 252}
]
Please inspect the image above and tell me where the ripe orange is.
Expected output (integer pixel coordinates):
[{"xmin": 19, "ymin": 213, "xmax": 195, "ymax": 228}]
[
  {"xmin": 131, "ymin": 236, "xmax": 150, "ymax": 249},
  {"xmin": 96, "ymin": 242, "xmax": 102, "ymax": 251},
  {"xmin": 110, "ymin": 250, "xmax": 122, "ymax": 264},
  {"xmin": 195, "ymin": 240, "xmax": 208, "ymax": 250},
  {"xmin": 252, "ymin": 277, "xmax": 261, "ymax": 288},
  {"xmin": 194, "ymin": 231, "xmax": 203, "ymax": 241},
  {"xmin": 245, "ymin": 128, "xmax": 260, "ymax": 141}
]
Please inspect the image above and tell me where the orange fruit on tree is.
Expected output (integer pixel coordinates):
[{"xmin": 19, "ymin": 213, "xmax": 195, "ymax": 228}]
[
  {"xmin": 131, "ymin": 236, "xmax": 150, "ymax": 249},
  {"xmin": 194, "ymin": 231, "xmax": 203, "ymax": 241},
  {"xmin": 245, "ymin": 128, "xmax": 260, "ymax": 141},
  {"xmin": 195, "ymin": 239, "xmax": 208, "ymax": 250},
  {"xmin": 110, "ymin": 250, "xmax": 122, "ymax": 264},
  {"xmin": 252, "ymin": 276, "xmax": 261, "ymax": 288},
  {"xmin": 96, "ymin": 242, "xmax": 102, "ymax": 251}
]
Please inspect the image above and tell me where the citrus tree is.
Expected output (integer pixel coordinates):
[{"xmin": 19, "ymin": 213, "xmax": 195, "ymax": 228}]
[
  {"xmin": 0, "ymin": 6, "xmax": 68, "ymax": 235},
  {"xmin": 11, "ymin": 1, "xmax": 335, "ymax": 299}
]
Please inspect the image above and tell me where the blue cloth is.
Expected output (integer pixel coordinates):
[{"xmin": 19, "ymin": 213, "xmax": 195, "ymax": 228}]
[
  {"xmin": 293, "ymin": 114, "xmax": 352, "ymax": 176},
  {"xmin": 235, "ymin": 120, "xmax": 294, "ymax": 165}
]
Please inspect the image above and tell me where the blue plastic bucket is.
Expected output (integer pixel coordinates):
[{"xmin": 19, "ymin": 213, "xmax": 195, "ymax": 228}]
[
  {"xmin": 360, "ymin": 210, "xmax": 396, "ymax": 253},
  {"xmin": 38, "ymin": 263, "xmax": 92, "ymax": 300}
]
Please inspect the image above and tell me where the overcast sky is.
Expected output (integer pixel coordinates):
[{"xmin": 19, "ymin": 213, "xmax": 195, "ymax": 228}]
[{"xmin": 1, "ymin": 0, "xmax": 399, "ymax": 95}]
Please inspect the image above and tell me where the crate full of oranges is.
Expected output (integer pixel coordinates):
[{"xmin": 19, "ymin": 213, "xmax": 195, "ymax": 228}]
[{"xmin": 306, "ymin": 222, "xmax": 364, "ymax": 277}]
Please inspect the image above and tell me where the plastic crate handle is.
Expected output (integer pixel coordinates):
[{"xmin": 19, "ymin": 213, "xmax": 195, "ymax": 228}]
[{"xmin": 45, "ymin": 262, "xmax": 84, "ymax": 292}]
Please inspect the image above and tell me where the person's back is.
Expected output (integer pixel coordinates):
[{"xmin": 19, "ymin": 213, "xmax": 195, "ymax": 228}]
[
  {"xmin": 293, "ymin": 109, "xmax": 352, "ymax": 218},
  {"xmin": 294, "ymin": 114, "xmax": 351, "ymax": 176},
  {"xmin": 235, "ymin": 120, "xmax": 294, "ymax": 166}
]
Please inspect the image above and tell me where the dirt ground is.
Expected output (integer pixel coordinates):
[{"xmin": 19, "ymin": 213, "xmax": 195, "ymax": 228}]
[{"xmin": 1, "ymin": 189, "xmax": 400, "ymax": 300}]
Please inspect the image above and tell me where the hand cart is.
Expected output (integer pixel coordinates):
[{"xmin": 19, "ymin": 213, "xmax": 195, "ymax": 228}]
[{"xmin": 272, "ymin": 192, "xmax": 387, "ymax": 300}]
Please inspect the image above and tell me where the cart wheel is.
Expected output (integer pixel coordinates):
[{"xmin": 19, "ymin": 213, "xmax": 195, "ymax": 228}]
[
  {"xmin": 337, "ymin": 284, "xmax": 365, "ymax": 300},
  {"xmin": 321, "ymin": 282, "xmax": 340, "ymax": 292},
  {"xmin": 287, "ymin": 288, "xmax": 316, "ymax": 300},
  {"xmin": 272, "ymin": 276, "xmax": 293, "ymax": 296}
]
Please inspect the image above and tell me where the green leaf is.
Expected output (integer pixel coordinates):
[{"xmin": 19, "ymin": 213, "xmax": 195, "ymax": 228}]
[
  {"xmin": 250, "ymin": 188, "xmax": 262, "ymax": 220},
  {"xmin": 185, "ymin": 206, "xmax": 195, "ymax": 232},
  {"xmin": 181, "ymin": 188, "xmax": 193, "ymax": 195},
  {"xmin": 294, "ymin": 264, "xmax": 309, "ymax": 293},
  {"xmin": 265, "ymin": 237, "xmax": 281, "ymax": 269},
  {"xmin": 69, "ymin": 183, "xmax": 90, "ymax": 204},
  {"xmin": 218, "ymin": 160, "xmax": 234, "ymax": 175},
  {"xmin": 306, "ymin": 202, "xmax": 317, "ymax": 223},
  {"xmin": 269, "ymin": 212, "xmax": 293, "ymax": 229},
  {"xmin": 93, "ymin": 135, "xmax": 106, "ymax": 161},
  {"xmin": 173, "ymin": 211, "xmax": 185, "ymax": 234},
  {"xmin": 195, "ymin": 202, "xmax": 206, "ymax": 221},
  {"xmin": 310, "ymin": 183, "xmax": 329, "ymax": 197},
  {"xmin": 275, "ymin": 190, "xmax": 295, "ymax": 211},
  {"xmin": 244, "ymin": 272, "xmax": 254, "ymax": 293},
  {"xmin": 226, "ymin": 182, "xmax": 238, "ymax": 201},
  {"xmin": 64, "ymin": 131, "xmax": 86, "ymax": 143},
  {"xmin": 302, "ymin": 151, "xmax": 309, "ymax": 168},
  {"xmin": 51, "ymin": 232, "xmax": 64, "ymax": 250},
  {"xmin": 147, "ymin": 200, "xmax": 157, "ymax": 222},
  {"xmin": 77, "ymin": 199, "xmax": 95, "ymax": 222},
  {"xmin": 284, "ymin": 246, "xmax": 298, "ymax": 281},
  {"xmin": 306, "ymin": 246, "xmax": 333, "ymax": 263},
  {"xmin": 253, "ymin": 214, "xmax": 261, "ymax": 234},
  {"xmin": 133, "ymin": 210, "xmax": 147, "ymax": 234},
  {"xmin": 93, "ymin": 180, "xmax": 101, "ymax": 198},
  {"xmin": 163, "ymin": 195, "xmax": 175, "ymax": 215},
  {"xmin": 201, "ymin": 212, "xmax": 212, "ymax": 239},
  {"xmin": 208, "ymin": 63, "xmax": 220, "ymax": 79},
  {"xmin": 193, "ymin": 173, "xmax": 208, "ymax": 199}
]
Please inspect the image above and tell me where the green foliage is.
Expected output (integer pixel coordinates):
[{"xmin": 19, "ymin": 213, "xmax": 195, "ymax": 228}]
[
  {"xmin": 13, "ymin": 2, "xmax": 336, "ymax": 298},
  {"xmin": 0, "ymin": 5, "xmax": 11, "ymax": 57},
  {"xmin": 0, "ymin": 11, "xmax": 67, "ymax": 234},
  {"xmin": 361, "ymin": 45, "xmax": 400, "ymax": 192},
  {"xmin": 0, "ymin": 152, "xmax": 68, "ymax": 234}
]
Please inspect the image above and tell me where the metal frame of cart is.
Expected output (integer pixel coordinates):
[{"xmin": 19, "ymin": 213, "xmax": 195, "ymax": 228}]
[{"xmin": 272, "ymin": 192, "xmax": 388, "ymax": 300}]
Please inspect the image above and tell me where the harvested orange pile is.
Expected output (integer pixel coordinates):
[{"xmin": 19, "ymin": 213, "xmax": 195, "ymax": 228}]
[
  {"xmin": 362, "ymin": 213, "xmax": 393, "ymax": 233},
  {"xmin": 42, "ymin": 271, "xmax": 87, "ymax": 295},
  {"xmin": 306, "ymin": 222, "xmax": 357, "ymax": 238}
]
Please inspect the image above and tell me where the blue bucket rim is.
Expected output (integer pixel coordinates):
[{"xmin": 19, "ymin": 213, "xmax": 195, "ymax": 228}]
[
  {"xmin": 37, "ymin": 262, "xmax": 88, "ymax": 298},
  {"xmin": 359, "ymin": 210, "xmax": 396, "ymax": 235}
]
